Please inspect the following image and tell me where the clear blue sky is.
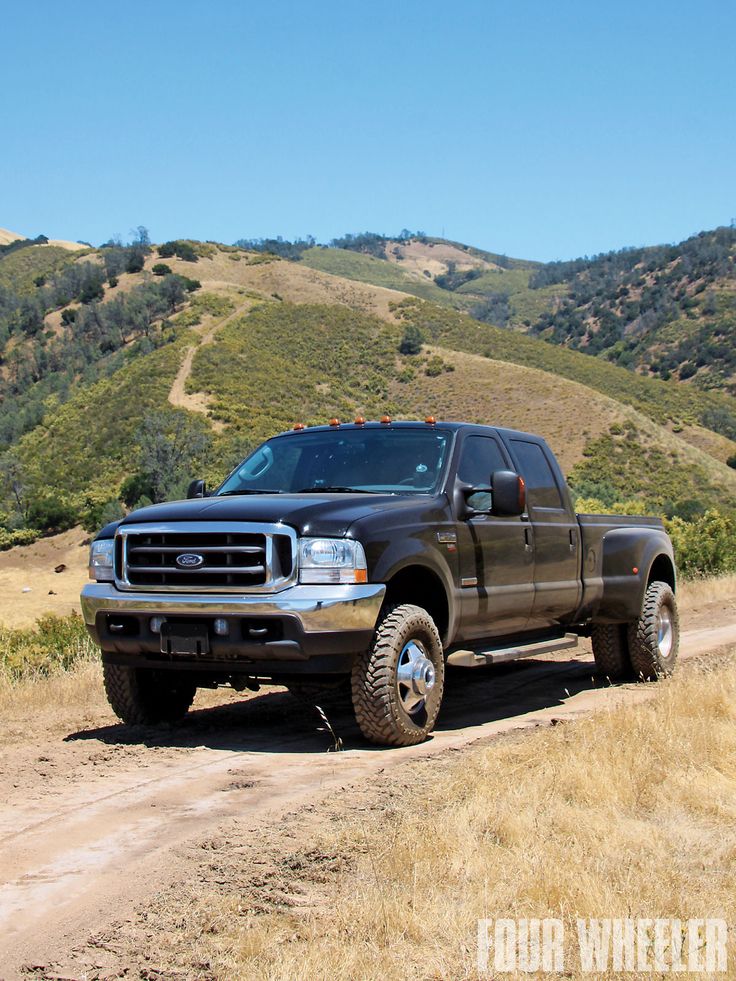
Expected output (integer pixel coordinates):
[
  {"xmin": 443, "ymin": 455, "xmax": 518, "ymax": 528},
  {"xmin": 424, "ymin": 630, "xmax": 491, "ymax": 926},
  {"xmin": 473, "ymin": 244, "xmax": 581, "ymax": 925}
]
[{"xmin": 1, "ymin": 0, "xmax": 734, "ymax": 261}]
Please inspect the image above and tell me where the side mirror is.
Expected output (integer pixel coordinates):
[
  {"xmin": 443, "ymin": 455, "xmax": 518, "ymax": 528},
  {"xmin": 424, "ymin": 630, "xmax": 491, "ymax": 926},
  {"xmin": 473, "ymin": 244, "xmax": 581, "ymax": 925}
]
[
  {"xmin": 187, "ymin": 478, "xmax": 207, "ymax": 499},
  {"xmin": 490, "ymin": 470, "xmax": 526, "ymax": 516}
]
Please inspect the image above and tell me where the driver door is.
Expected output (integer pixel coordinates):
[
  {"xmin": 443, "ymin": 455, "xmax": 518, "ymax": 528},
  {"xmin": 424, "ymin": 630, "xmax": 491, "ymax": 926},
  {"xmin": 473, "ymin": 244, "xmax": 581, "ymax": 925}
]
[{"xmin": 455, "ymin": 433, "xmax": 534, "ymax": 640}]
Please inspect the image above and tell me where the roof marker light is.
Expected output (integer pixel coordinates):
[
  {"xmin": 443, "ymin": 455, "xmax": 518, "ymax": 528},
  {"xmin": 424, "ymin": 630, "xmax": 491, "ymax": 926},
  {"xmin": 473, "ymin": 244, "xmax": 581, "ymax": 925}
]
[
  {"xmin": 380, "ymin": 415, "xmax": 392, "ymax": 425},
  {"xmin": 329, "ymin": 418, "xmax": 340, "ymax": 427},
  {"xmin": 425, "ymin": 415, "xmax": 437, "ymax": 425},
  {"xmin": 354, "ymin": 416, "xmax": 366, "ymax": 425},
  {"xmin": 293, "ymin": 423, "xmax": 306, "ymax": 431}
]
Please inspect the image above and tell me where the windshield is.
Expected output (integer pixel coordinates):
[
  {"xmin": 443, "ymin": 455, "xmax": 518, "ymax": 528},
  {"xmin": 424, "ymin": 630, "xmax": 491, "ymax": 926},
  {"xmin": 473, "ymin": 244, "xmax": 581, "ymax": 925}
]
[{"xmin": 217, "ymin": 428, "xmax": 451, "ymax": 496}]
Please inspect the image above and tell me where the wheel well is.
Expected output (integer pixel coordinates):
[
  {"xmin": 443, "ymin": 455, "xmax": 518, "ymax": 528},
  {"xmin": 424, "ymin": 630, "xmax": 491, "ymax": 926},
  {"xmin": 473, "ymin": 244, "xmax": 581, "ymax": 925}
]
[
  {"xmin": 648, "ymin": 554, "xmax": 676, "ymax": 591},
  {"xmin": 383, "ymin": 566, "xmax": 450, "ymax": 642}
]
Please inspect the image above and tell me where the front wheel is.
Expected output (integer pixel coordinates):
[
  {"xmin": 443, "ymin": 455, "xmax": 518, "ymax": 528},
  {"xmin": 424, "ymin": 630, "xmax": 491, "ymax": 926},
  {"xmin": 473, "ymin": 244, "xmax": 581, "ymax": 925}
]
[
  {"xmin": 103, "ymin": 663, "xmax": 196, "ymax": 725},
  {"xmin": 351, "ymin": 604, "xmax": 445, "ymax": 747},
  {"xmin": 627, "ymin": 581, "xmax": 679, "ymax": 679}
]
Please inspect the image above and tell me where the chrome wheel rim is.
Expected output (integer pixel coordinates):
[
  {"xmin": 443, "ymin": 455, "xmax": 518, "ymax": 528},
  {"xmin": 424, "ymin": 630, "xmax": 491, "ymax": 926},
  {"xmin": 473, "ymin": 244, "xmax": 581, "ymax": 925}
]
[
  {"xmin": 396, "ymin": 639, "xmax": 436, "ymax": 715},
  {"xmin": 657, "ymin": 607, "xmax": 674, "ymax": 658}
]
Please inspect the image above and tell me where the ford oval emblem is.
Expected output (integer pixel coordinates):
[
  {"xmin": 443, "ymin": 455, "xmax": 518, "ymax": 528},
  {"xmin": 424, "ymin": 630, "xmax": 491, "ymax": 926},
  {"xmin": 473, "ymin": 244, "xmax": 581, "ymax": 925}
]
[{"xmin": 176, "ymin": 553, "xmax": 204, "ymax": 569}]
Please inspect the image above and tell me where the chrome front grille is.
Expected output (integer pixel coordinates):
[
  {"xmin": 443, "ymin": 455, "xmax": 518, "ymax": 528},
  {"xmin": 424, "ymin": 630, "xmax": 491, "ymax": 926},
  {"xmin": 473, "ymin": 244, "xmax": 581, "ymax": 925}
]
[{"xmin": 115, "ymin": 522, "xmax": 297, "ymax": 593}]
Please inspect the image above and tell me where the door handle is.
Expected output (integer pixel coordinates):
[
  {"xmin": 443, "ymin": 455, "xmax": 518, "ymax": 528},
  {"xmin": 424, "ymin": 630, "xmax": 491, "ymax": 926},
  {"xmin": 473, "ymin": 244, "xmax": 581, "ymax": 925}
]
[
  {"xmin": 524, "ymin": 528, "xmax": 533, "ymax": 552},
  {"xmin": 569, "ymin": 529, "xmax": 577, "ymax": 552}
]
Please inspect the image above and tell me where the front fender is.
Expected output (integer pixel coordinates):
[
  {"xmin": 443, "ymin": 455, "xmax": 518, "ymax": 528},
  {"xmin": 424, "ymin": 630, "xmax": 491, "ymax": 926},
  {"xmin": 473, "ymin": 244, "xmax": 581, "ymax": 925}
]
[{"xmin": 367, "ymin": 533, "xmax": 459, "ymax": 641}]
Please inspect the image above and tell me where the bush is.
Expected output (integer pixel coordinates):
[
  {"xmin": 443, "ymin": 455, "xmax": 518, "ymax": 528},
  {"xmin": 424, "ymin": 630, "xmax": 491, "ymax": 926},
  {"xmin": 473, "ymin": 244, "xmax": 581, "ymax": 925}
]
[
  {"xmin": 158, "ymin": 241, "xmax": 198, "ymax": 262},
  {"xmin": 399, "ymin": 324, "xmax": 424, "ymax": 355},
  {"xmin": 26, "ymin": 496, "xmax": 79, "ymax": 533},
  {"xmin": 81, "ymin": 496, "xmax": 125, "ymax": 533},
  {"xmin": 727, "ymin": 454, "xmax": 736, "ymax": 470},
  {"xmin": 425, "ymin": 355, "xmax": 445, "ymax": 377},
  {"xmin": 0, "ymin": 527, "xmax": 40, "ymax": 551},
  {"xmin": 120, "ymin": 471, "xmax": 156, "ymax": 507},
  {"xmin": 666, "ymin": 509, "xmax": 736, "ymax": 577},
  {"xmin": 0, "ymin": 613, "xmax": 96, "ymax": 684},
  {"xmin": 61, "ymin": 308, "xmax": 77, "ymax": 325},
  {"xmin": 152, "ymin": 263, "xmax": 172, "ymax": 277}
]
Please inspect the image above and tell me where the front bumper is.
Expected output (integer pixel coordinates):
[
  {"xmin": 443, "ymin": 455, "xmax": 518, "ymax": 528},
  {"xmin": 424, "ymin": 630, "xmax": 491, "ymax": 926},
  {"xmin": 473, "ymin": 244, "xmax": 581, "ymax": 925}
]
[{"xmin": 80, "ymin": 581, "xmax": 385, "ymax": 675}]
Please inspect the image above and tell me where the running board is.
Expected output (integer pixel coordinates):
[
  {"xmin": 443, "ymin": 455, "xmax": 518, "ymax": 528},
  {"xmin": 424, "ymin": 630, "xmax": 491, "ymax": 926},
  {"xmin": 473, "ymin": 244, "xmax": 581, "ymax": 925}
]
[{"xmin": 446, "ymin": 633, "xmax": 579, "ymax": 668}]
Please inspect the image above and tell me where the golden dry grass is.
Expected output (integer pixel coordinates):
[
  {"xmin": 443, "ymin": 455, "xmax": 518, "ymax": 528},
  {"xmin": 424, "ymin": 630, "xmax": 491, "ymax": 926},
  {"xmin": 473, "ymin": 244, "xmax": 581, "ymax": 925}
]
[
  {"xmin": 679, "ymin": 574, "xmax": 736, "ymax": 608},
  {"xmin": 0, "ymin": 658, "xmax": 105, "ymax": 744},
  {"xmin": 184, "ymin": 652, "xmax": 736, "ymax": 980},
  {"xmin": 148, "ymin": 249, "xmax": 405, "ymax": 321},
  {"xmin": 391, "ymin": 346, "xmax": 736, "ymax": 483}
]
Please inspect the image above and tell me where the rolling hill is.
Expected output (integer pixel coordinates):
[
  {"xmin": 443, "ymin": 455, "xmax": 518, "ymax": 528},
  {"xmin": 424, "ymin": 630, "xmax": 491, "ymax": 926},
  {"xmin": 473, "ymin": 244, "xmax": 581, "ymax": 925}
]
[
  {"xmin": 300, "ymin": 228, "xmax": 736, "ymax": 395},
  {"xmin": 1, "ymin": 226, "xmax": 735, "ymax": 551}
]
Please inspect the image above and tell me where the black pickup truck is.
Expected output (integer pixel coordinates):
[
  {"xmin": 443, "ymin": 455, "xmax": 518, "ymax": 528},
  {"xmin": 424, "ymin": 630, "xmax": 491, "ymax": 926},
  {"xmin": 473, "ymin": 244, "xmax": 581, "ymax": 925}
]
[{"xmin": 81, "ymin": 419, "xmax": 679, "ymax": 746}]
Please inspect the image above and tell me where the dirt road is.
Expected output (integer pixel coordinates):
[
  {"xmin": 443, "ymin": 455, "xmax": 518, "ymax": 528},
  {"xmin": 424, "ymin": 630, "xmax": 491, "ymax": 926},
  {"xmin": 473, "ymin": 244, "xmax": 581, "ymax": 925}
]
[{"xmin": 1, "ymin": 617, "xmax": 735, "ymax": 978}]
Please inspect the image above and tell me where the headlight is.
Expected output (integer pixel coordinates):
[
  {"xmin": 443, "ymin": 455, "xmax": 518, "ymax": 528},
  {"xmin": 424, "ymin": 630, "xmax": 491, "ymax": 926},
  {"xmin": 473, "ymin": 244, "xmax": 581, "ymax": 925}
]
[
  {"xmin": 89, "ymin": 539, "xmax": 115, "ymax": 582},
  {"xmin": 298, "ymin": 538, "xmax": 368, "ymax": 584}
]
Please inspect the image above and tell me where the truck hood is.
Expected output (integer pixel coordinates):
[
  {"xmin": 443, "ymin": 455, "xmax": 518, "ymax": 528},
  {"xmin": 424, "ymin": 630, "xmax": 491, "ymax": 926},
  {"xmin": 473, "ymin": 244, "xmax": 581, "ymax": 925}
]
[{"xmin": 115, "ymin": 493, "xmax": 426, "ymax": 538}]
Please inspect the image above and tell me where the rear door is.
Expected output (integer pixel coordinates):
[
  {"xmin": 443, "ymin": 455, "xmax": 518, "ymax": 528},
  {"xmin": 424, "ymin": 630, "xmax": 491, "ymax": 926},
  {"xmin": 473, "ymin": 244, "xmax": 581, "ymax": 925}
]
[
  {"xmin": 454, "ymin": 432, "xmax": 534, "ymax": 639},
  {"xmin": 506, "ymin": 437, "xmax": 582, "ymax": 628}
]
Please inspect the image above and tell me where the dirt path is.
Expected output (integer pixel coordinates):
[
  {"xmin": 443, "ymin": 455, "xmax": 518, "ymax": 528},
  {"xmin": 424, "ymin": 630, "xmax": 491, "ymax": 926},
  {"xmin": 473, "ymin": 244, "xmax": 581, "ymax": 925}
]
[
  {"xmin": 167, "ymin": 300, "xmax": 252, "ymax": 425},
  {"xmin": 0, "ymin": 615, "xmax": 734, "ymax": 977}
]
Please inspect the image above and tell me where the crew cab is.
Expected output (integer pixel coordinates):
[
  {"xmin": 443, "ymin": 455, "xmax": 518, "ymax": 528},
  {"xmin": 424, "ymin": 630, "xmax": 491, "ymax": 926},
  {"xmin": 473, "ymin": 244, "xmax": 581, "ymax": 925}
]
[{"xmin": 81, "ymin": 419, "xmax": 679, "ymax": 746}]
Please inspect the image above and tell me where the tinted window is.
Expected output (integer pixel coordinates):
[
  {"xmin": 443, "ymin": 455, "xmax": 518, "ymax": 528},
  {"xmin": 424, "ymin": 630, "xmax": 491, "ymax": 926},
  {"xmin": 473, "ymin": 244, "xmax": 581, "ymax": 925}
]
[
  {"xmin": 510, "ymin": 440, "xmax": 563, "ymax": 509},
  {"xmin": 457, "ymin": 436, "xmax": 507, "ymax": 486}
]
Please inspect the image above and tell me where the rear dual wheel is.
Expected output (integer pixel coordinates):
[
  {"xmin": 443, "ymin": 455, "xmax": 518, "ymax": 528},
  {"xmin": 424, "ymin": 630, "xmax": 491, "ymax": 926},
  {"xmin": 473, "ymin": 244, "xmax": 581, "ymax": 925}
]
[{"xmin": 592, "ymin": 581, "xmax": 679, "ymax": 681}]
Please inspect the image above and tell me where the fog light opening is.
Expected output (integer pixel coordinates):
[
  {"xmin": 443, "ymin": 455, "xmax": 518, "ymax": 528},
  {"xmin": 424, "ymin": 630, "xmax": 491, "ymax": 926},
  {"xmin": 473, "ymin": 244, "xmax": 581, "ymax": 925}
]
[
  {"xmin": 214, "ymin": 617, "xmax": 230, "ymax": 637},
  {"xmin": 150, "ymin": 616, "xmax": 166, "ymax": 634}
]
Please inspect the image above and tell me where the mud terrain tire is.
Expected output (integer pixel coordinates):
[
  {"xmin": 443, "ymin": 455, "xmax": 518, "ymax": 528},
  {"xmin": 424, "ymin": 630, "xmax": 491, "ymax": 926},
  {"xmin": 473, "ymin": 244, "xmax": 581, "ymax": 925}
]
[{"xmin": 103, "ymin": 663, "xmax": 196, "ymax": 725}]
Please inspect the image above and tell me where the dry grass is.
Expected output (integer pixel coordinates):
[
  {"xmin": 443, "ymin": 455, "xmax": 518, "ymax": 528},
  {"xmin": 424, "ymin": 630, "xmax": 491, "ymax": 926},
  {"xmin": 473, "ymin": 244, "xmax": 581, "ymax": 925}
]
[
  {"xmin": 178, "ymin": 653, "xmax": 736, "ymax": 980},
  {"xmin": 0, "ymin": 658, "xmax": 105, "ymax": 745},
  {"xmin": 679, "ymin": 574, "xmax": 736, "ymax": 608}
]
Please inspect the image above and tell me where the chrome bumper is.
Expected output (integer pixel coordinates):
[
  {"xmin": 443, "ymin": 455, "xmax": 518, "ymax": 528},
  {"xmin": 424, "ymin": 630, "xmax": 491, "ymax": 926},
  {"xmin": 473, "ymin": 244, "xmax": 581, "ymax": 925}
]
[{"xmin": 80, "ymin": 581, "xmax": 386, "ymax": 634}]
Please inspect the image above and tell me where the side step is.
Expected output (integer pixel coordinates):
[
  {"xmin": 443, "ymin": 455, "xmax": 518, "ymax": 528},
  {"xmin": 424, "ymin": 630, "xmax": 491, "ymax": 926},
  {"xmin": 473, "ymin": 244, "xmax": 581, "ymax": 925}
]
[{"xmin": 446, "ymin": 633, "xmax": 579, "ymax": 668}]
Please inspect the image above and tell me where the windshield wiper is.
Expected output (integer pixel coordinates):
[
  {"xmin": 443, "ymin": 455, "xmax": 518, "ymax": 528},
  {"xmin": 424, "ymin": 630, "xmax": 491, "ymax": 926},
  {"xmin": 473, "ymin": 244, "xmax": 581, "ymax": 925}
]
[
  {"xmin": 217, "ymin": 489, "xmax": 284, "ymax": 496},
  {"xmin": 295, "ymin": 486, "xmax": 377, "ymax": 494}
]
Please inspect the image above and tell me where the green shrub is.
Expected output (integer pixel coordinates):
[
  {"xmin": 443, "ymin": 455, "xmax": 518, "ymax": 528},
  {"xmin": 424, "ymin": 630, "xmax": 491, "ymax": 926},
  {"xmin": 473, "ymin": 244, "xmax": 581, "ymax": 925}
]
[
  {"xmin": 152, "ymin": 263, "xmax": 172, "ymax": 277},
  {"xmin": 424, "ymin": 355, "xmax": 445, "ymax": 377},
  {"xmin": 81, "ymin": 495, "xmax": 125, "ymax": 533},
  {"xmin": 0, "ymin": 527, "xmax": 40, "ymax": 551},
  {"xmin": 26, "ymin": 495, "xmax": 79, "ymax": 533},
  {"xmin": 120, "ymin": 471, "xmax": 156, "ymax": 507},
  {"xmin": 399, "ymin": 324, "xmax": 424, "ymax": 355},
  {"xmin": 666, "ymin": 509, "xmax": 736, "ymax": 577},
  {"xmin": 0, "ymin": 613, "xmax": 96, "ymax": 685}
]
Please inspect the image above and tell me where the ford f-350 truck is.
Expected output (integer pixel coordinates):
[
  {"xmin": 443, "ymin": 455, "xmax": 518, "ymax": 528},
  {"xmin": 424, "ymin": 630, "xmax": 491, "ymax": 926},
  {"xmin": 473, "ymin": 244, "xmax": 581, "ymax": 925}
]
[{"xmin": 81, "ymin": 419, "xmax": 679, "ymax": 746}]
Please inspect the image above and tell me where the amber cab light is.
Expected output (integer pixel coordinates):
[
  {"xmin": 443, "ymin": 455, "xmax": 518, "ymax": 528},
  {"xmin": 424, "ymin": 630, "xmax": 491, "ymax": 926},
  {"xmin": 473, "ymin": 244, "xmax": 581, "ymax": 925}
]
[
  {"xmin": 425, "ymin": 415, "xmax": 437, "ymax": 425},
  {"xmin": 329, "ymin": 418, "xmax": 340, "ymax": 427},
  {"xmin": 354, "ymin": 415, "xmax": 366, "ymax": 426},
  {"xmin": 380, "ymin": 415, "xmax": 392, "ymax": 425},
  {"xmin": 293, "ymin": 422, "xmax": 306, "ymax": 431}
]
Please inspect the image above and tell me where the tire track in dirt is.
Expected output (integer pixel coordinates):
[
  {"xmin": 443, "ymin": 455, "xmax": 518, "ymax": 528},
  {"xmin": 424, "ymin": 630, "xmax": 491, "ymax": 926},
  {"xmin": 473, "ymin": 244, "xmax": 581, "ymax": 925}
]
[{"xmin": 0, "ymin": 623, "xmax": 734, "ymax": 976}]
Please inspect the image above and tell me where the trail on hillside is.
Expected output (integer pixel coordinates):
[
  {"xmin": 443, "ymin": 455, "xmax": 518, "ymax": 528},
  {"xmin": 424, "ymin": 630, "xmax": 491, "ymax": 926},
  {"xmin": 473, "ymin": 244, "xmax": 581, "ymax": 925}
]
[
  {"xmin": 0, "ymin": 610, "xmax": 734, "ymax": 977},
  {"xmin": 167, "ymin": 300, "xmax": 252, "ymax": 426}
]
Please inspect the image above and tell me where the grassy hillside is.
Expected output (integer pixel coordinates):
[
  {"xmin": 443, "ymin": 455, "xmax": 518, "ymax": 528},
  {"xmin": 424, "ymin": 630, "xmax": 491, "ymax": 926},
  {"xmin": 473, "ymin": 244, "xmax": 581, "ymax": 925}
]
[
  {"xmin": 0, "ymin": 244, "xmax": 78, "ymax": 293},
  {"xmin": 1, "ymin": 230, "xmax": 735, "ymax": 553},
  {"xmin": 526, "ymin": 226, "xmax": 736, "ymax": 391},
  {"xmin": 299, "ymin": 247, "xmax": 466, "ymax": 307},
  {"xmin": 185, "ymin": 303, "xmax": 736, "ymax": 514},
  {"xmin": 393, "ymin": 298, "xmax": 736, "ymax": 442}
]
